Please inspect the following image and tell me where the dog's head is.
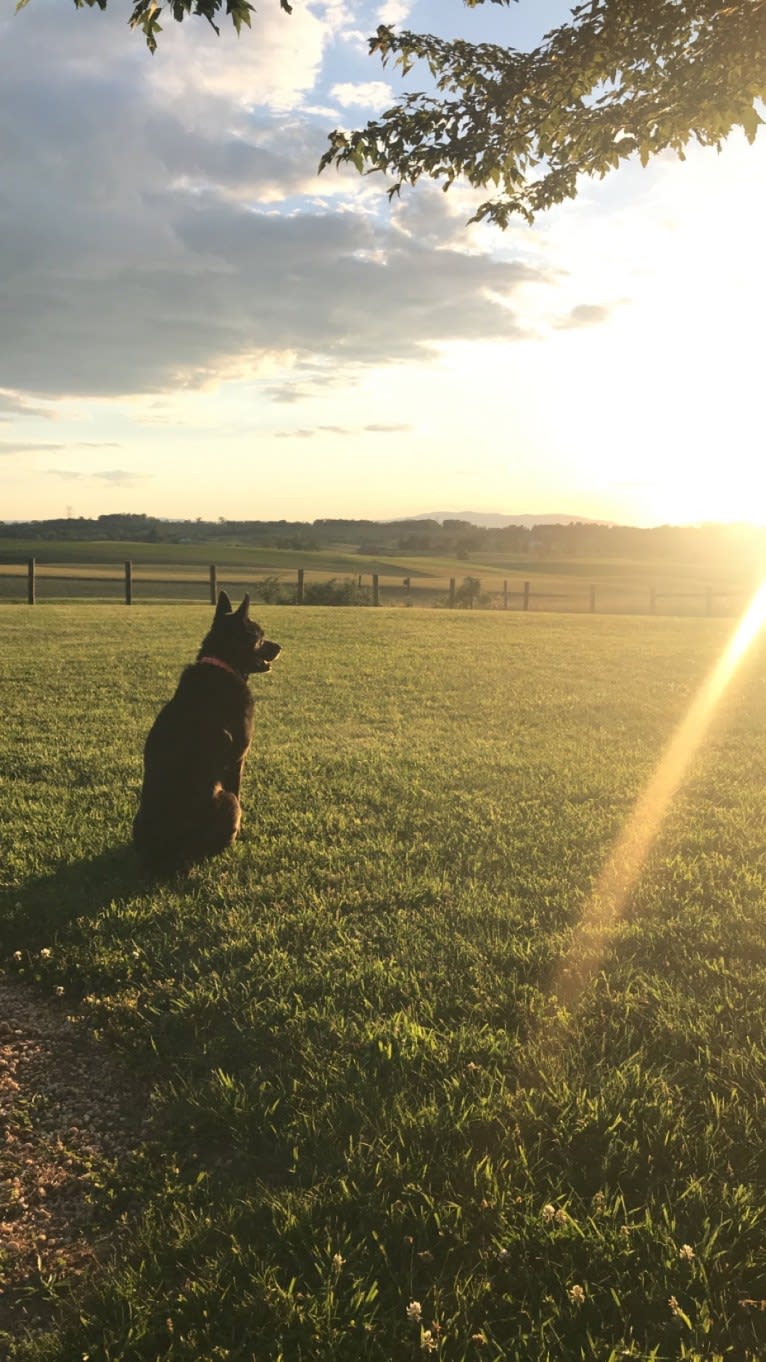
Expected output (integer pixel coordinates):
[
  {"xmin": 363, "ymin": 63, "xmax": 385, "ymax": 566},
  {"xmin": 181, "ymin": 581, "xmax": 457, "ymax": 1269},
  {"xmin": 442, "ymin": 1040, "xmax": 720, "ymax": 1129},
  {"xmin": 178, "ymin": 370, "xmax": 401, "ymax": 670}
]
[{"xmin": 199, "ymin": 591, "xmax": 281, "ymax": 678}]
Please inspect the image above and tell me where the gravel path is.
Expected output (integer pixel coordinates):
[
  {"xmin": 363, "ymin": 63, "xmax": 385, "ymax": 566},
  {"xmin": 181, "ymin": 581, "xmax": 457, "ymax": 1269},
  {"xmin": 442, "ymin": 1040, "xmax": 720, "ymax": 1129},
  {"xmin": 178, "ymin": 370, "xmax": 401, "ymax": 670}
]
[{"xmin": 0, "ymin": 976, "xmax": 149, "ymax": 1340}]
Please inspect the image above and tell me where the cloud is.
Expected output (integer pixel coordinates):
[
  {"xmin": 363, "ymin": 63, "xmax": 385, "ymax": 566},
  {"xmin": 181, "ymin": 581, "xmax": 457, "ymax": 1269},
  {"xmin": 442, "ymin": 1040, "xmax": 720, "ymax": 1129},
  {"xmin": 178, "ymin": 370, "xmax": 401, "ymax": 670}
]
[
  {"xmin": 274, "ymin": 421, "xmax": 414, "ymax": 438},
  {"xmin": 265, "ymin": 384, "xmax": 319, "ymax": 404},
  {"xmin": 555, "ymin": 303, "xmax": 615, "ymax": 329},
  {"xmin": 0, "ymin": 0, "xmax": 551, "ymax": 404},
  {"xmin": 363, "ymin": 422, "xmax": 412, "ymax": 432},
  {"xmin": 377, "ymin": 1, "xmax": 412, "ymax": 23},
  {"xmin": 0, "ymin": 441, "xmax": 121, "ymax": 456},
  {"xmin": 47, "ymin": 468, "xmax": 146, "ymax": 485},
  {"xmin": 0, "ymin": 442, "xmax": 71, "ymax": 456},
  {"xmin": 0, "ymin": 391, "xmax": 55, "ymax": 421},
  {"xmin": 146, "ymin": 3, "xmax": 329, "ymax": 116},
  {"xmin": 330, "ymin": 81, "xmax": 395, "ymax": 110}
]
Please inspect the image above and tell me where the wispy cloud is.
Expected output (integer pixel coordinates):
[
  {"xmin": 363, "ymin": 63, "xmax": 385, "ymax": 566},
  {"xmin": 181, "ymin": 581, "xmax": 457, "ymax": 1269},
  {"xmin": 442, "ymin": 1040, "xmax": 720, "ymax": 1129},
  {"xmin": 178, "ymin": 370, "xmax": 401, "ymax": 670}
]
[
  {"xmin": 0, "ymin": 440, "xmax": 122, "ymax": 456},
  {"xmin": 47, "ymin": 467, "xmax": 145, "ymax": 485},
  {"xmin": 274, "ymin": 421, "xmax": 414, "ymax": 439},
  {"xmin": 555, "ymin": 303, "xmax": 615, "ymax": 329},
  {"xmin": 0, "ymin": 390, "xmax": 55, "ymax": 421},
  {"xmin": 0, "ymin": 441, "xmax": 69, "ymax": 456},
  {"xmin": 330, "ymin": 81, "xmax": 394, "ymax": 110}
]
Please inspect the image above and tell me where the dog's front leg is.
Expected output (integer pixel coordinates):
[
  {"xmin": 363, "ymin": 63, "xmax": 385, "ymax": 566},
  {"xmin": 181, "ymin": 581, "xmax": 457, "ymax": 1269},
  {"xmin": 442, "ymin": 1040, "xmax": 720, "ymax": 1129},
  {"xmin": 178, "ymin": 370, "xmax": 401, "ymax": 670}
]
[{"xmin": 225, "ymin": 754, "xmax": 246, "ymax": 800}]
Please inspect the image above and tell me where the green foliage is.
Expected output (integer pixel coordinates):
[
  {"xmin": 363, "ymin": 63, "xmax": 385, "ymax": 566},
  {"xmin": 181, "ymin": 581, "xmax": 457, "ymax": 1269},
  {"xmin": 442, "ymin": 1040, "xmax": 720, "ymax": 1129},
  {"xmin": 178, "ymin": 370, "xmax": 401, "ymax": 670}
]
[
  {"xmin": 453, "ymin": 576, "xmax": 490, "ymax": 609},
  {"xmin": 22, "ymin": 2, "xmax": 764, "ymax": 218},
  {"xmin": 2, "ymin": 606, "xmax": 766, "ymax": 1358},
  {"xmin": 321, "ymin": 0, "xmax": 766, "ymax": 223},
  {"xmin": 301, "ymin": 576, "xmax": 369, "ymax": 606},
  {"xmin": 64, "ymin": 0, "xmax": 293, "ymax": 55}
]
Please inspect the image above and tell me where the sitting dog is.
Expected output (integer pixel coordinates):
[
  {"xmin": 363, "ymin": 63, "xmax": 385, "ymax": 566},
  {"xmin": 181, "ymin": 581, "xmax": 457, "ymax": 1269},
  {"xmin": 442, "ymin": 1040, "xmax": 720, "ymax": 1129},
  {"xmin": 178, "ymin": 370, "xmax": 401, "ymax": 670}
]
[{"xmin": 133, "ymin": 591, "xmax": 281, "ymax": 872}]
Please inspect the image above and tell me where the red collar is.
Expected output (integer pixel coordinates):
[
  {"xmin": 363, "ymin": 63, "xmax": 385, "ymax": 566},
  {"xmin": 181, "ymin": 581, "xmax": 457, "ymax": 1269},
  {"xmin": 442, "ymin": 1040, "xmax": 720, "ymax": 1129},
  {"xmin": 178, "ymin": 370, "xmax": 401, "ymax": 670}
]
[{"xmin": 198, "ymin": 655, "xmax": 243, "ymax": 681}]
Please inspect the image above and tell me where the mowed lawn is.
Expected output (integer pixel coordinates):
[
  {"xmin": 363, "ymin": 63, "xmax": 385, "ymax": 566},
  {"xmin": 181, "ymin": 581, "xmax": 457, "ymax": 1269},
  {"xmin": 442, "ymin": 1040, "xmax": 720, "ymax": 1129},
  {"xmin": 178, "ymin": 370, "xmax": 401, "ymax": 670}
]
[{"xmin": 1, "ymin": 604, "xmax": 766, "ymax": 1361}]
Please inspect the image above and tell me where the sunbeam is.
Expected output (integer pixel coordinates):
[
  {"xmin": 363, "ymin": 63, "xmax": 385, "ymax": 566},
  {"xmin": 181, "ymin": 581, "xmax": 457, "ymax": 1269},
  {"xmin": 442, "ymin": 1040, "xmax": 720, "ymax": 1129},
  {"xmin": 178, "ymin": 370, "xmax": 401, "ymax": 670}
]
[{"xmin": 553, "ymin": 579, "xmax": 766, "ymax": 1010}]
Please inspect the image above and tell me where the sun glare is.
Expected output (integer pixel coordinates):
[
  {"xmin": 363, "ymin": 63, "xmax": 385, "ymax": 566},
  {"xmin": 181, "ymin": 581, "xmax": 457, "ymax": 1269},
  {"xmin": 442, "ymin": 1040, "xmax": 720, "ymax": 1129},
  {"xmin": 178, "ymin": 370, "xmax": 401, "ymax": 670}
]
[{"xmin": 553, "ymin": 578, "xmax": 766, "ymax": 1010}]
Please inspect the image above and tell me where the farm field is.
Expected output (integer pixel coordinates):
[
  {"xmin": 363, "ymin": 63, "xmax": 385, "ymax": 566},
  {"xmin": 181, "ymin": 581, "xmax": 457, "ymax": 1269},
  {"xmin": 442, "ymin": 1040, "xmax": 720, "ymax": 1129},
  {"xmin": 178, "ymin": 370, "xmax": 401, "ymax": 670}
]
[
  {"xmin": 1, "ymin": 604, "xmax": 766, "ymax": 1360},
  {"xmin": 0, "ymin": 538, "xmax": 760, "ymax": 615}
]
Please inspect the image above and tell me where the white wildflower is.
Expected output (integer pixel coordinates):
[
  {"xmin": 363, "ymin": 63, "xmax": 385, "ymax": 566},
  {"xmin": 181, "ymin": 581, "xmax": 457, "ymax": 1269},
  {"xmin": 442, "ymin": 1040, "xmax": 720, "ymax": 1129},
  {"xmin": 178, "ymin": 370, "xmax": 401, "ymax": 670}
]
[
  {"xmin": 332, "ymin": 1252, "xmax": 345, "ymax": 1272},
  {"xmin": 679, "ymin": 1243, "xmax": 695, "ymax": 1261},
  {"xmin": 568, "ymin": 1284, "xmax": 585, "ymax": 1304},
  {"xmin": 542, "ymin": 1203, "xmax": 556, "ymax": 1222},
  {"xmin": 55, "ymin": 985, "xmax": 64, "ymax": 997},
  {"xmin": 668, "ymin": 1295, "xmax": 680, "ymax": 1316},
  {"xmin": 421, "ymin": 1330, "xmax": 438, "ymax": 1352},
  {"xmin": 406, "ymin": 1301, "xmax": 422, "ymax": 1323},
  {"xmin": 40, "ymin": 948, "xmax": 52, "ymax": 960},
  {"xmin": 13, "ymin": 950, "xmax": 22, "ymax": 961}
]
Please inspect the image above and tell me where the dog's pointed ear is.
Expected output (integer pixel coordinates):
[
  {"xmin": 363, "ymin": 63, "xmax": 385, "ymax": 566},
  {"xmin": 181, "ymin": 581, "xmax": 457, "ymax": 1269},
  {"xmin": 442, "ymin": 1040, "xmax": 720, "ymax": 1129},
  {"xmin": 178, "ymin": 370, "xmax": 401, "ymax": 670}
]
[
  {"xmin": 214, "ymin": 590, "xmax": 233, "ymax": 622},
  {"xmin": 234, "ymin": 594, "xmax": 251, "ymax": 620}
]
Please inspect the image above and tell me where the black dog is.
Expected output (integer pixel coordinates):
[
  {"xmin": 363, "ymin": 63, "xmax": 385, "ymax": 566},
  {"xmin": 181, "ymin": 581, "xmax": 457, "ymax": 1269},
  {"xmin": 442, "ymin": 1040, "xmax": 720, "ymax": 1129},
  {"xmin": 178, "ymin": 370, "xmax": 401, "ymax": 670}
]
[{"xmin": 133, "ymin": 591, "xmax": 281, "ymax": 872}]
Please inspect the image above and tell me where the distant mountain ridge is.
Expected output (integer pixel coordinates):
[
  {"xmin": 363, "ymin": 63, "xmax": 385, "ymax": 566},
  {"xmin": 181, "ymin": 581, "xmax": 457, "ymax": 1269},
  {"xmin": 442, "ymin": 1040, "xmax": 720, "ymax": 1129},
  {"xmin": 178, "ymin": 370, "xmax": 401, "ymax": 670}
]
[{"xmin": 407, "ymin": 511, "xmax": 609, "ymax": 529}]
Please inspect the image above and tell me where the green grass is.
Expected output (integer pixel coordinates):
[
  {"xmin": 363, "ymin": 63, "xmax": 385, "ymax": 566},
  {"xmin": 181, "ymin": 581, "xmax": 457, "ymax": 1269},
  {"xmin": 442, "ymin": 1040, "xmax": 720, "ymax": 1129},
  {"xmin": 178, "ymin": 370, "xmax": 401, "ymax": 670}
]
[{"xmin": 1, "ymin": 604, "xmax": 766, "ymax": 1360}]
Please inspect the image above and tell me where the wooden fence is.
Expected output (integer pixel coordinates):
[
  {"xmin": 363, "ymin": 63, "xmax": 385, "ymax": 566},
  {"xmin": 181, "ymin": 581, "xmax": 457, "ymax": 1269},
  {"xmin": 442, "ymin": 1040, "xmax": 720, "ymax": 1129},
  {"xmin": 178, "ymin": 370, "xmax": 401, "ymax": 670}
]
[{"xmin": 0, "ymin": 558, "xmax": 747, "ymax": 618}]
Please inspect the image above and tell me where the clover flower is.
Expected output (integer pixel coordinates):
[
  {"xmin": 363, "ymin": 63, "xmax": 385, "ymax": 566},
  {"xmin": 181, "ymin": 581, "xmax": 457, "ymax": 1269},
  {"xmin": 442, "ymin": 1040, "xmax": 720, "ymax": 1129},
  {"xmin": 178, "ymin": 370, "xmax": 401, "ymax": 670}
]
[
  {"xmin": 568, "ymin": 1284, "xmax": 585, "ymax": 1304},
  {"xmin": 406, "ymin": 1301, "xmax": 423, "ymax": 1323},
  {"xmin": 679, "ymin": 1243, "xmax": 695, "ymax": 1261},
  {"xmin": 421, "ymin": 1330, "xmax": 438, "ymax": 1352}
]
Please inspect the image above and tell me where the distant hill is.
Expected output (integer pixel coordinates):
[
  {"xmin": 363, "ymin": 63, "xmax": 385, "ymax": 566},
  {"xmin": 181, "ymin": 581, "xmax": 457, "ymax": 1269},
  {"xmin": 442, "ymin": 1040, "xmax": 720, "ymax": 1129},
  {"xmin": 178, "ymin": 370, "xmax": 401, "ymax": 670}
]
[{"xmin": 408, "ymin": 511, "xmax": 609, "ymax": 529}]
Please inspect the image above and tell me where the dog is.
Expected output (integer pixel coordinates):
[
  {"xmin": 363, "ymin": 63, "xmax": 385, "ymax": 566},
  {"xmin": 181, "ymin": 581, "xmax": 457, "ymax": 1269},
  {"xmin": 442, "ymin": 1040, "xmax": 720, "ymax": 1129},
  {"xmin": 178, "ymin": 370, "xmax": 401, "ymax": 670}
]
[{"xmin": 133, "ymin": 591, "xmax": 281, "ymax": 872}]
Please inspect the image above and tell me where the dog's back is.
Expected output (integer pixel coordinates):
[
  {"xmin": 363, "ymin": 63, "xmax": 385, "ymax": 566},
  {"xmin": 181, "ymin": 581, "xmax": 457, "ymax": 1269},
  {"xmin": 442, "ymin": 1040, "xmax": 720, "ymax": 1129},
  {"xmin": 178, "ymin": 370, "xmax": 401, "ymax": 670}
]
[{"xmin": 133, "ymin": 592, "xmax": 280, "ymax": 872}]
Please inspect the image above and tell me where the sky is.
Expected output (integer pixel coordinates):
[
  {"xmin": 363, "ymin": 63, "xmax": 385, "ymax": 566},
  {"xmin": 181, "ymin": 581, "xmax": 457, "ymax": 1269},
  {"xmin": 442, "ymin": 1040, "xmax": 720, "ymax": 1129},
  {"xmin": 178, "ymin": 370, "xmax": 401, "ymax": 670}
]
[{"xmin": 1, "ymin": 0, "xmax": 764, "ymax": 528}]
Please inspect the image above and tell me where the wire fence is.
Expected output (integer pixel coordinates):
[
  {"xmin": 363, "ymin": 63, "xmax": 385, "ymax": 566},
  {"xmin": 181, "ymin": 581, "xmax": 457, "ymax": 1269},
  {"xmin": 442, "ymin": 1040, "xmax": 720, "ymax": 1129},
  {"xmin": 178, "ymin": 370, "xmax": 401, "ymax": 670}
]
[{"xmin": 0, "ymin": 558, "xmax": 750, "ymax": 618}]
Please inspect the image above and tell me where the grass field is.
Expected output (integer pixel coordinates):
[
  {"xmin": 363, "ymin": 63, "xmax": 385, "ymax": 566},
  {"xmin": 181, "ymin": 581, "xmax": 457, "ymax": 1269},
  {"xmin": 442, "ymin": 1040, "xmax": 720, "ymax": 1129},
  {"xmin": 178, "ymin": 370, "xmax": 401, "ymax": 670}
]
[{"xmin": 1, "ymin": 604, "xmax": 766, "ymax": 1360}]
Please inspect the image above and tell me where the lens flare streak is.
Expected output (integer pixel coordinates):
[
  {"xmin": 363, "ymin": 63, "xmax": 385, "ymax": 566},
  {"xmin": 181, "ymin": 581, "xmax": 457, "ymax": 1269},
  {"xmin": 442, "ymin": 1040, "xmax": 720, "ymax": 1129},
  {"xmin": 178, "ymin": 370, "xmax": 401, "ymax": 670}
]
[{"xmin": 554, "ymin": 580, "xmax": 766, "ymax": 1009}]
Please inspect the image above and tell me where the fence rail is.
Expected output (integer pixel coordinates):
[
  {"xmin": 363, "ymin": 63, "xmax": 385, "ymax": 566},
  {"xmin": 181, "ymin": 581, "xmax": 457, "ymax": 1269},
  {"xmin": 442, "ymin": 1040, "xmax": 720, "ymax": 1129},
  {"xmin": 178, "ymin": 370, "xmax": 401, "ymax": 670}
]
[{"xmin": 0, "ymin": 558, "xmax": 750, "ymax": 619}]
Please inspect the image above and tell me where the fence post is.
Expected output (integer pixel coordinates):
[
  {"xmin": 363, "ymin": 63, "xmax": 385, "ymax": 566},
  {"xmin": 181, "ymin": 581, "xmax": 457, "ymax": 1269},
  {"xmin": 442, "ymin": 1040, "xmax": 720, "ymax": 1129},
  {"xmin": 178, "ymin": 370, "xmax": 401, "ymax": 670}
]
[
  {"xmin": 372, "ymin": 573, "xmax": 380, "ymax": 607},
  {"xmin": 125, "ymin": 560, "xmax": 133, "ymax": 606},
  {"xmin": 503, "ymin": 579, "xmax": 508, "ymax": 611},
  {"xmin": 650, "ymin": 585, "xmax": 656, "ymax": 614},
  {"xmin": 449, "ymin": 577, "xmax": 456, "ymax": 609},
  {"xmin": 209, "ymin": 564, "xmax": 217, "ymax": 605},
  {"xmin": 27, "ymin": 557, "xmax": 35, "ymax": 605},
  {"xmin": 297, "ymin": 568, "xmax": 305, "ymax": 604},
  {"xmin": 523, "ymin": 580, "xmax": 530, "ymax": 612},
  {"xmin": 589, "ymin": 584, "xmax": 596, "ymax": 613},
  {"xmin": 404, "ymin": 576, "xmax": 411, "ymax": 605}
]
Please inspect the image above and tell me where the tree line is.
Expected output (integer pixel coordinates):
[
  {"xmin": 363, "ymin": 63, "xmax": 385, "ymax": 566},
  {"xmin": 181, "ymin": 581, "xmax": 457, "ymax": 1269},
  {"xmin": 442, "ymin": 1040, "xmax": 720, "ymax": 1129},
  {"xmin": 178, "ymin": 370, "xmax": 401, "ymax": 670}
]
[{"xmin": 1, "ymin": 513, "xmax": 763, "ymax": 564}]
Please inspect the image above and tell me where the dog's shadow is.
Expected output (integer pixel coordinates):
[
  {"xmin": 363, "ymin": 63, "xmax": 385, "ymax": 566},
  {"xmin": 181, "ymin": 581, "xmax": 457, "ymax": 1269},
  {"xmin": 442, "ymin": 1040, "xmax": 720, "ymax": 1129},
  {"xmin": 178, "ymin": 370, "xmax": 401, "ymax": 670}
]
[{"xmin": 2, "ymin": 844, "xmax": 187, "ymax": 956}]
